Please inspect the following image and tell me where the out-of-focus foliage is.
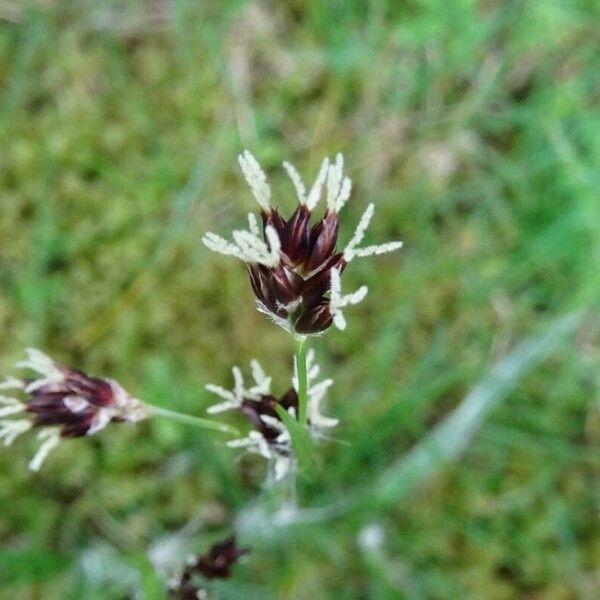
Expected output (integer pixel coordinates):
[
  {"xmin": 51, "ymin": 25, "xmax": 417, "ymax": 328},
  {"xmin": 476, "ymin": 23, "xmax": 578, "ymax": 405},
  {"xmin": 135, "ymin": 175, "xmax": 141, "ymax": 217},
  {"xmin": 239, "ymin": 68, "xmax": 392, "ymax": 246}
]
[{"xmin": 0, "ymin": 1, "xmax": 598, "ymax": 598}]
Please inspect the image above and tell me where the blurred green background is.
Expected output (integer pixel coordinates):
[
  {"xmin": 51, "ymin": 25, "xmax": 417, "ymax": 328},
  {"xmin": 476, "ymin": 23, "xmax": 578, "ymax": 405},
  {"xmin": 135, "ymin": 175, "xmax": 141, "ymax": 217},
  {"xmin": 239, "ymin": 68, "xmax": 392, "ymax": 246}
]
[{"xmin": 0, "ymin": 1, "xmax": 598, "ymax": 598}]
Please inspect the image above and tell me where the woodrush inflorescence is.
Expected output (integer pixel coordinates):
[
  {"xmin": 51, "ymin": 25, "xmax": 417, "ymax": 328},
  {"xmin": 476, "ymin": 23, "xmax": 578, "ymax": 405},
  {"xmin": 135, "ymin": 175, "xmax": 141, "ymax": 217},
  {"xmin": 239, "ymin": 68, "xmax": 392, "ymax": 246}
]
[
  {"xmin": 168, "ymin": 535, "xmax": 249, "ymax": 599},
  {"xmin": 202, "ymin": 152, "xmax": 403, "ymax": 334},
  {"xmin": 201, "ymin": 151, "xmax": 403, "ymax": 482},
  {"xmin": 206, "ymin": 350, "xmax": 336, "ymax": 481},
  {"xmin": 1, "ymin": 149, "xmax": 403, "ymax": 596},
  {"xmin": 0, "ymin": 348, "xmax": 148, "ymax": 471}
]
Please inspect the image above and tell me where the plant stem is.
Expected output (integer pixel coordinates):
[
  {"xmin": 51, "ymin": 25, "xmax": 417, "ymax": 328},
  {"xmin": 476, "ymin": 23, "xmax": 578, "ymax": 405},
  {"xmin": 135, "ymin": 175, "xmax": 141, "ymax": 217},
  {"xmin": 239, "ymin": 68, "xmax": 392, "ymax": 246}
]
[
  {"xmin": 295, "ymin": 336, "xmax": 309, "ymax": 426},
  {"xmin": 147, "ymin": 405, "xmax": 239, "ymax": 436}
]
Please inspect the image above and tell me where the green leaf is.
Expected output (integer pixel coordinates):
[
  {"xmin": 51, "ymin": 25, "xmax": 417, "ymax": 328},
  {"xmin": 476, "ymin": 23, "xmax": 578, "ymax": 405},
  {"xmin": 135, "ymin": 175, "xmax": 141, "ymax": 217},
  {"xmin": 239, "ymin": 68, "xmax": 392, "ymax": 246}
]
[
  {"xmin": 274, "ymin": 404, "xmax": 316, "ymax": 475},
  {"xmin": 125, "ymin": 553, "xmax": 167, "ymax": 600}
]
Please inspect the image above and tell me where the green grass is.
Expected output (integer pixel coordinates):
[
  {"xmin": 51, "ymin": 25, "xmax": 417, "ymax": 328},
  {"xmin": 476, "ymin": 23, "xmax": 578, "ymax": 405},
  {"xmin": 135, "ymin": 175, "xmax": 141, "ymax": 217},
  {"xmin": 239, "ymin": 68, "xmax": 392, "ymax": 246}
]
[{"xmin": 0, "ymin": 1, "xmax": 598, "ymax": 598}]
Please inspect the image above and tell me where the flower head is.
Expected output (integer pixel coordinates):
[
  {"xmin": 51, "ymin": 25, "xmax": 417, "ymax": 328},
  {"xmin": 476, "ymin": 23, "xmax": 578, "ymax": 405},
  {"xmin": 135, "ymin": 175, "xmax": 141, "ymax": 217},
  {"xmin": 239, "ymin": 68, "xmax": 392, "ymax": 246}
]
[
  {"xmin": 202, "ymin": 152, "xmax": 402, "ymax": 334},
  {"xmin": 0, "ymin": 348, "xmax": 148, "ymax": 471},
  {"xmin": 169, "ymin": 535, "xmax": 249, "ymax": 599},
  {"xmin": 206, "ymin": 350, "xmax": 335, "ymax": 481}
]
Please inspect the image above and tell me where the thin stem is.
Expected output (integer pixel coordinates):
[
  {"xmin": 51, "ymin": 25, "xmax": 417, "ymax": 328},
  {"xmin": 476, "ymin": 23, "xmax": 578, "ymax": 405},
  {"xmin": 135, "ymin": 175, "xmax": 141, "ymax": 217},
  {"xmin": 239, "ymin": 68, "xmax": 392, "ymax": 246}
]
[
  {"xmin": 147, "ymin": 405, "xmax": 239, "ymax": 436},
  {"xmin": 295, "ymin": 337, "xmax": 309, "ymax": 426}
]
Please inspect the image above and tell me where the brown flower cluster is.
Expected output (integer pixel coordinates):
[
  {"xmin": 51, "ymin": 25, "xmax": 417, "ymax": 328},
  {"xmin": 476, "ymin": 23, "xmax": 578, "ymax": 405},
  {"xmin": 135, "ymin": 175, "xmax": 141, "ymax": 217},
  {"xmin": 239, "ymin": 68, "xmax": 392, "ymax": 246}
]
[
  {"xmin": 203, "ymin": 152, "xmax": 402, "ymax": 334},
  {"xmin": 0, "ymin": 349, "xmax": 147, "ymax": 470},
  {"xmin": 169, "ymin": 536, "xmax": 249, "ymax": 599}
]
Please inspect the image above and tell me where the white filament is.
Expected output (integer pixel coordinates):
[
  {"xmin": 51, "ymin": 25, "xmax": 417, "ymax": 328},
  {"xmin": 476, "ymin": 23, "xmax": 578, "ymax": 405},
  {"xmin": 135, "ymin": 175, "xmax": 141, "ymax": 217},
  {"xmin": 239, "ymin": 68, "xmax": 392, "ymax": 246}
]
[
  {"xmin": 202, "ymin": 224, "xmax": 281, "ymax": 267},
  {"xmin": 238, "ymin": 150, "xmax": 271, "ymax": 211},
  {"xmin": 16, "ymin": 348, "xmax": 65, "ymax": 393},
  {"xmin": 330, "ymin": 268, "xmax": 368, "ymax": 331},
  {"xmin": 343, "ymin": 203, "xmax": 374, "ymax": 260},
  {"xmin": 206, "ymin": 359, "xmax": 273, "ymax": 414},
  {"xmin": 283, "ymin": 157, "xmax": 331, "ymax": 212},
  {"xmin": 0, "ymin": 419, "xmax": 32, "ymax": 446},
  {"xmin": 247, "ymin": 212, "xmax": 260, "ymax": 236},
  {"xmin": 352, "ymin": 241, "xmax": 404, "ymax": 257},
  {"xmin": 28, "ymin": 429, "xmax": 60, "ymax": 472},
  {"xmin": 326, "ymin": 153, "xmax": 352, "ymax": 213},
  {"xmin": 0, "ymin": 376, "xmax": 24, "ymax": 390},
  {"xmin": 283, "ymin": 161, "xmax": 307, "ymax": 204},
  {"xmin": 343, "ymin": 203, "xmax": 403, "ymax": 261},
  {"xmin": 306, "ymin": 157, "xmax": 330, "ymax": 211},
  {"xmin": 0, "ymin": 400, "xmax": 25, "ymax": 418},
  {"xmin": 249, "ymin": 359, "xmax": 271, "ymax": 396}
]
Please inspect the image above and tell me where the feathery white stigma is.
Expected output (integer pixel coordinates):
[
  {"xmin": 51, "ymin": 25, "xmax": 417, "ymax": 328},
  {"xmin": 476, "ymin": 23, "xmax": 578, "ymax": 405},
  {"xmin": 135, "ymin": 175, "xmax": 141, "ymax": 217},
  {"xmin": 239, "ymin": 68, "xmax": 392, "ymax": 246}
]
[
  {"xmin": 352, "ymin": 241, "xmax": 404, "ymax": 258},
  {"xmin": 238, "ymin": 150, "xmax": 271, "ymax": 212},
  {"xmin": 330, "ymin": 268, "xmax": 368, "ymax": 331},
  {"xmin": 202, "ymin": 224, "xmax": 281, "ymax": 267},
  {"xmin": 326, "ymin": 153, "xmax": 352, "ymax": 213},
  {"xmin": 306, "ymin": 157, "xmax": 330, "ymax": 211},
  {"xmin": 0, "ymin": 395, "xmax": 25, "ymax": 418},
  {"xmin": 16, "ymin": 348, "xmax": 65, "ymax": 393},
  {"xmin": 344, "ymin": 203, "xmax": 403, "ymax": 261},
  {"xmin": 227, "ymin": 430, "xmax": 272, "ymax": 459},
  {"xmin": 284, "ymin": 157, "xmax": 331, "ymax": 212},
  {"xmin": 28, "ymin": 429, "xmax": 60, "ymax": 472},
  {"xmin": 249, "ymin": 359, "xmax": 271, "ymax": 396},
  {"xmin": 227, "ymin": 430, "xmax": 291, "ymax": 481},
  {"xmin": 0, "ymin": 376, "xmax": 24, "ymax": 390},
  {"xmin": 283, "ymin": 161, "xmax": 307, "ymax": 204},
  {"xmin": 247, "ymin": 212, "xmax": 260, "ymax": 236},
  {"xmin": 0, "ymin": 419, "xmax": 32, "ymax": 446},
  {"xmin": 206, "ymin": 359, "xmax": 272, "ymax": 414}
]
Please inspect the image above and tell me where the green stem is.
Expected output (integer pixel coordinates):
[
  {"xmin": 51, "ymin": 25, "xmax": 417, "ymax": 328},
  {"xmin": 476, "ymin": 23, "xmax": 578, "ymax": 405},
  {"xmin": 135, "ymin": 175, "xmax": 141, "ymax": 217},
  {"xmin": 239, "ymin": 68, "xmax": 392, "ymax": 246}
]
[
  {"xmin": 147, "ymin": 405, "xmax": 239, "ymax": 436},
  {"xmin": 295, "ymin": 337, "xmax": 309, "ymax": 426}
]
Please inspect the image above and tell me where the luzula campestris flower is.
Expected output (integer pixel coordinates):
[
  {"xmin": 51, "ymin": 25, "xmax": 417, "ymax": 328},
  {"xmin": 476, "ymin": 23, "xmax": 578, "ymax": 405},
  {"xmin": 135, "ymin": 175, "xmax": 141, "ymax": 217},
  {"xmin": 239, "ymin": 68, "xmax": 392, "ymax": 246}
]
[
  {"xmin": 202, "ymin": 152, "xmax": 403, "ymax": 334},
  {"xmin": 0, "ymin": 348, "xmax": 148, "ymax": 471},
  {"xmin": 169, "ymin": 535, "xmax": 249, "ymax": 599},
  {"xmin": 206, "ymin": 350, "xmax": 335, "ymax": 481}
]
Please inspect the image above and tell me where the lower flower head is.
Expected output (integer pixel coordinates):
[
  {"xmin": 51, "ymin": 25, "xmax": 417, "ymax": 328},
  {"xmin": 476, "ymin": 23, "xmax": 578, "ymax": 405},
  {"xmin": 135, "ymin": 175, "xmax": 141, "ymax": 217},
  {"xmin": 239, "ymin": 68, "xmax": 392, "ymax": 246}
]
[
  {"xmin": 206, "ymin": 351, "xmax": 336, "ymax": 481},
  {"xmin": 0, "ymin": 349, "xmax": 147, "ymax": 471},
  {"xmin": 169, "ymin": 535, "xmax": 249, "ymax": 599}
]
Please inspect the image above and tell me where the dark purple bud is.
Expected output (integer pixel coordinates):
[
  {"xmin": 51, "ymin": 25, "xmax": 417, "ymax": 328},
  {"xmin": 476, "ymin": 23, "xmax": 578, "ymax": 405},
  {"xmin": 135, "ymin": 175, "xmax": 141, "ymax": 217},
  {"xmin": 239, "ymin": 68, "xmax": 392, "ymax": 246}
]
[
  {"xmin": 248, "ymin": 264, "xmax": 278, "ymax": 313},
  {"xmin": 281, "ymin": 205, "xmax": 311, "ymax": 264},
  {"xmin": 268, "ymin": 265, "xmax": 303, "ymax": 306},
  {"xmin": 300, "ymin": 253, "xmax": 346, "ymax": 308},
  {"xmin": 17, "ymin": 352, "xmax": 147, "ymax": 439},
  {"xmin": 306, "ymin": 211, "xmax": 339, "ymax": 272},
  {"xmin": 1, "ymin": 349, "xmax": 149, "ymax": 471},
  {"xmin": 241, "ymin": 387, "xmax": 298, "ymax": 442},
  {"xmin": 242, "ymin": 200, "xmax": 347, "ymax": 334},
  {"xmin": 169, "ymin": 535, "xmax": 249, "ymax": 599},
  {"xmin": 195, "ymin": 535, "xmax": 249, "ymax": 578},
  {"xmin": 62, "ymin": 369, "xmax": 115, "ymax": 407},
  {"xmin": 262, "ymin": 208, "xmax": 285, "ymax": 237},
  {"xmin": 294, "ymin": 301, "xmax": 334, "ymax": 334}
]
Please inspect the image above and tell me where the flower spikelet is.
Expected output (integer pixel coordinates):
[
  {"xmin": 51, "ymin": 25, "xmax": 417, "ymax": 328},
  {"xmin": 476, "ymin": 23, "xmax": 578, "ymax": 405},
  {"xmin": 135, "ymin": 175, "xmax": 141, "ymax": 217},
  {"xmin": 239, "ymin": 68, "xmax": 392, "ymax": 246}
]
[
  {"xmin": 0, "ymin": 349, "xmax": 148, "ymax": 470},
  {"xmin": 202, "ymin": 151, "xmax": 403, "ymax": 334},
  {"xmin": 206, "ymin": 353, "xmax": 336, "ymax": 481}
]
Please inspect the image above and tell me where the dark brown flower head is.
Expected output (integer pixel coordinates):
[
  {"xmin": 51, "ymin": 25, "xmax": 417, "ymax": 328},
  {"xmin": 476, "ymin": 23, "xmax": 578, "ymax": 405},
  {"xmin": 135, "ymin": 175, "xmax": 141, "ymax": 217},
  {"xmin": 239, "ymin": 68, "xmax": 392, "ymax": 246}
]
[
  {"xmin": 247, "ymin": 206, "xmax": 345, "ymax": 334},
  {"xmin": 0, "ymin": 349, "xmax": 147, "ymax": 471},
  {"xmin": 169, "ymin": 536, "xmax": 249, "ymax": 599},
  {"xmin": 202, "ymin": 152, "xmax": 403, "ymax": 334}
]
